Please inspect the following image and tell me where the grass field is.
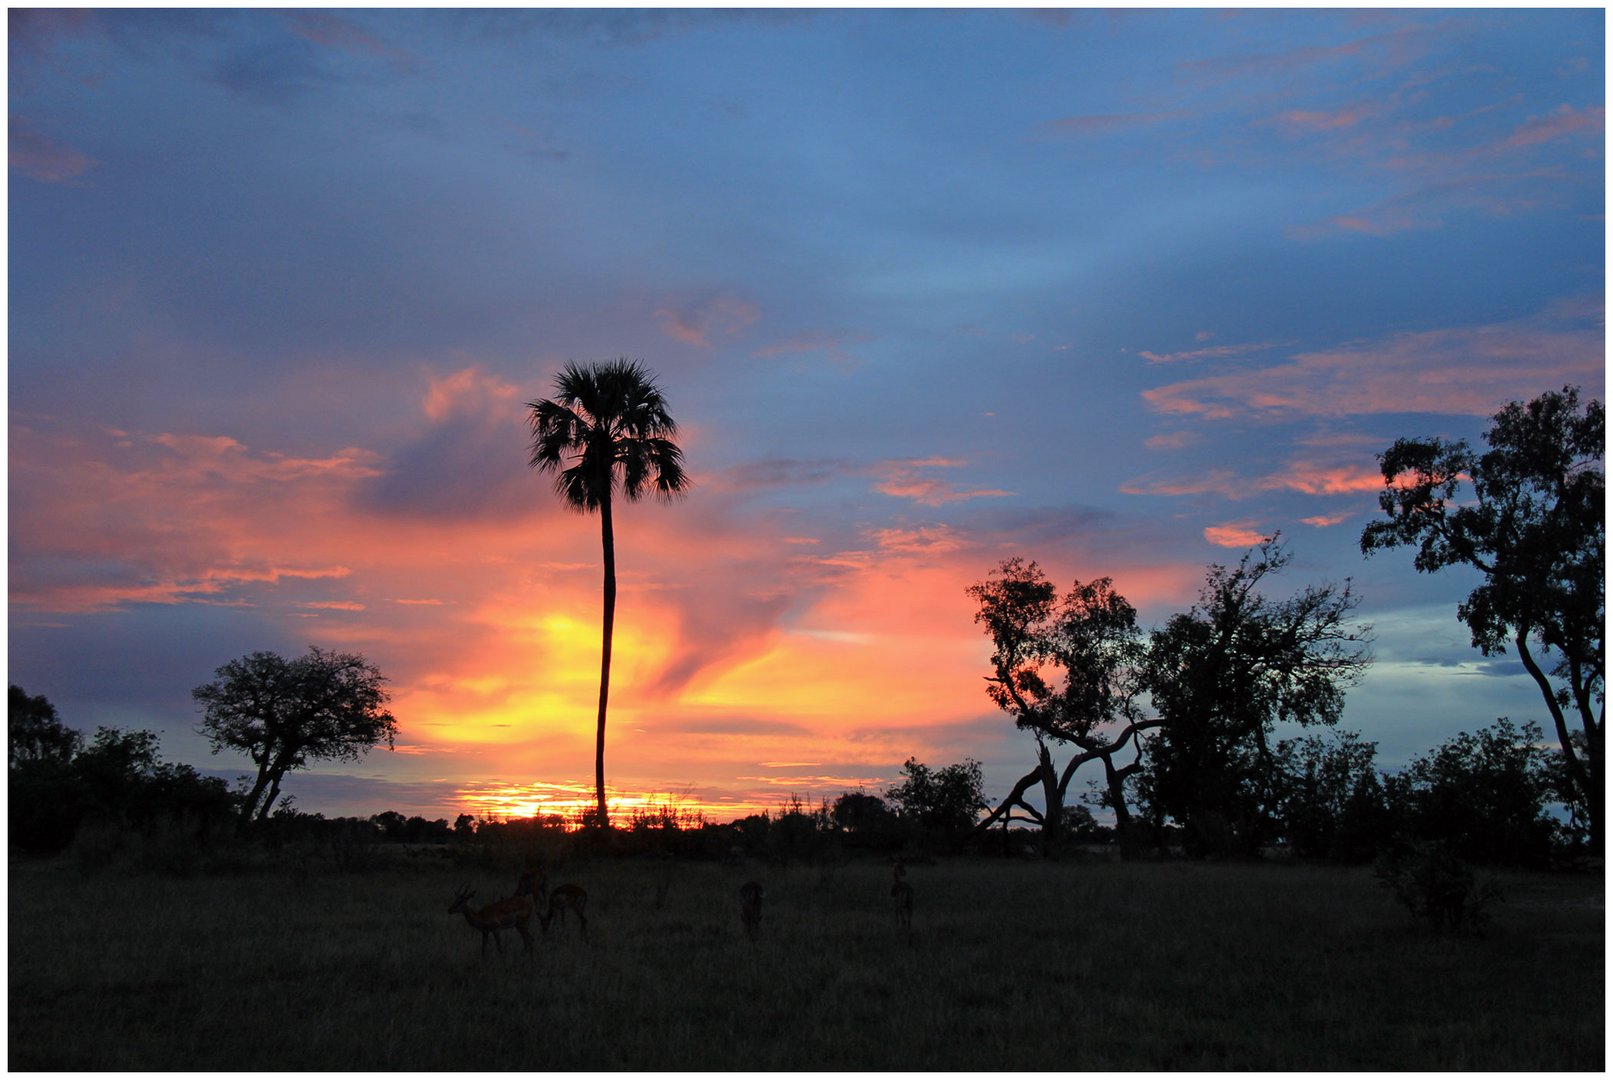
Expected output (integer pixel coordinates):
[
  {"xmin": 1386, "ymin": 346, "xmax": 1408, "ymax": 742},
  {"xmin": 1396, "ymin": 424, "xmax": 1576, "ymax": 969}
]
[{"xmin": 8, "ymin": 851, "xmax": 1604, "ymax": 1070}]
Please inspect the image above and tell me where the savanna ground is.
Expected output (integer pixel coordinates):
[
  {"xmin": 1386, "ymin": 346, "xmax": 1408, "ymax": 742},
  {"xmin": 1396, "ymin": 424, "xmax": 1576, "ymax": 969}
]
[{"xmin": 8, "ymin": 848, "xmax": 1604, "ymax": 1071}]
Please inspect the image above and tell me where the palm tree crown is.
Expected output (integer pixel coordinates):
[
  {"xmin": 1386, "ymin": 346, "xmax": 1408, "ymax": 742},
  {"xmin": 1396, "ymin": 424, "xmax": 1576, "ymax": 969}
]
[{"xmin": 526, "ymin": 359, "xmax": 689, "ymax": 510}]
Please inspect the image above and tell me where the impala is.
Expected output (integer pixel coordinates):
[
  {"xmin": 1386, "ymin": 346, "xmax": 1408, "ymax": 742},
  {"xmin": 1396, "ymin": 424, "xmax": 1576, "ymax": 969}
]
[
  {"xmin": 739, "ymin": 880, "xmax": 765, "ymax": 938},
  {"xmin": 890, "ymin": 859, "xmax": 913, "ymax": 931},
  {"xmin": 522, "ymin": 878, "xmax": 588, "ymax": 938},
  {"xmin": 448, "ymin": 884, "xmax": 535, "ymax": 958}
]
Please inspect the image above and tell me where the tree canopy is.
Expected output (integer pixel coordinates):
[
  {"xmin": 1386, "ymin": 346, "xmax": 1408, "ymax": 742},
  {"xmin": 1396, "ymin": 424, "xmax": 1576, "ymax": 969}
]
[
  {"xmin": 1138, "ymin": 537, "xmax": 1372, "ymax": 855},
  {"xmin": 192, "ymin": 647, "xmax": 396, "ymax": 827}
]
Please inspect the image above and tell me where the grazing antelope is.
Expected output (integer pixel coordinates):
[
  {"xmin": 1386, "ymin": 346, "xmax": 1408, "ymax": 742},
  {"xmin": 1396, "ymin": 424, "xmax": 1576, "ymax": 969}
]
[
  {"xmin": 890, "ymin": 859, "xmax": 913, "ymax": 931},
  {"xmin": 738, "ymin": 880, "xmax": 765, "ymax": 938},
  {"xmin": 448, "ymin": 884, "xmax": 535, "ymax": 958},
  {"xmin": 512, "ymin": 868, "xmax": 589, "ymax": 937},
  {"xmin": 540, "ymin": 883, "xmax": 590, "ymax": 937}
]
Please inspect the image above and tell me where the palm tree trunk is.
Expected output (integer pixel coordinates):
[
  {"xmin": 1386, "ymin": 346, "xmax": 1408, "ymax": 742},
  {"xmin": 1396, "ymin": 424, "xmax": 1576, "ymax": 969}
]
[{"xmin": 595, "ymin": 493, "xmax": 616, "ymax": 828}]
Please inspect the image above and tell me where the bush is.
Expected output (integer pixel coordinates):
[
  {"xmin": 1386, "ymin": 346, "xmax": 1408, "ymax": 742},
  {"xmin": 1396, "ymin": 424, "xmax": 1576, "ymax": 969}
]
[{"xmin": 1375, "ymin": 840, "xmax": 1503, "ymax": 933}]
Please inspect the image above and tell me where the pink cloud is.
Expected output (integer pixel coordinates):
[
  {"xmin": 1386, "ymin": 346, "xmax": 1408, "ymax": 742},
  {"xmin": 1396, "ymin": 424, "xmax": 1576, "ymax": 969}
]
[
  {"xmin": 1204, "ymin": 523, "xmax": 1270, "ymax": 549},
  {"xmin": 1277, "ymin": 104, "xmax": 1375, "ymax": 132},
  {"xmin": 10, "ymin": 124, "xmax": 97, "ymax": 183},
  {"xmin": 1142, "ymin": 300, "xmax": 1603, "ymax": 422},
  {"xmin": 655, "ymin": 294, "xmax": 759, "ymax": 347},
  {"xmin": 872, "ymin": 459, "xmax": 1013, "ymax": 507},
  {"xmin": 1301, "ymin": 511, "xmax": 1354, "ymax": 528},
  {"xmin": 1138, "ymin": 340, "xmax": 1285, "ymax": 364},
  {"xmin": 1500, "ymin": 103, "xmax": 1604, "ymax": 150}
]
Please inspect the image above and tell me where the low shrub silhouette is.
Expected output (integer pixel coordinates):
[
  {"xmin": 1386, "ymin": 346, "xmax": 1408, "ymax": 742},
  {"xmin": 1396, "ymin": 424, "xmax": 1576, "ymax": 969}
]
[{"xmin": 1375, "ymin": 840, "xmax": 1502, "ymax": 932}]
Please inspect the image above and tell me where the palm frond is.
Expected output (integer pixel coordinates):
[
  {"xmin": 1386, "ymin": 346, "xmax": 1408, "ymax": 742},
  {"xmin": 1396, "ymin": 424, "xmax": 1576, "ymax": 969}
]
[{"xmin": 526, "ymin": 358, "xmax": 687, "ymax": 510}]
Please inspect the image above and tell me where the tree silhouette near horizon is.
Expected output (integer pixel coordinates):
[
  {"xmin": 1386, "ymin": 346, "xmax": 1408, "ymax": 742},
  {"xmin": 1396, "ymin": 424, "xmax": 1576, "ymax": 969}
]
[
  {"xmin": 527, "ymin": 359, "xmax": 689, "ymax": 828},
  {"xmin": 1361, "ymin": 385, "xmax": 1603, "ymax": 853}
]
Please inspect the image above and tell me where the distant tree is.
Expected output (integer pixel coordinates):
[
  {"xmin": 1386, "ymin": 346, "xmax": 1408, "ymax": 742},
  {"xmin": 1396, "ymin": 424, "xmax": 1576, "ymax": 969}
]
[
  {"xmin": 885, "ymin": 757, "xmax": 986, "ymax": 842},
  {"xmin": 1361, "ymin": 386, "xmax": 1603, "ymax": 851},
  {"xmin": 1140, "ymin": 537, "xmax": 1372, "ymax": 856},
  {"xmin": 192, "ymin": 647, "xmax": 397, "ymax": 829},
  {"xmin": 9, "ymin": 687, "xmax": 235, "ymax": 854},
  {"xmin": 1270, "ymin": 730, "xmax": 1385, "ymax": 861},
  {"xmin": 832, "ymin": 789, "xmax": 895, "ymax": 833},
  {"xmin": 967, "ymin": 561, "xmax": 1159, "ymax": 856},
  {"xmin": 1384, "ymin": 718, "xmax": 1563, "ymax": 866},
  {"xmin": 527, "ymin": 359, "xmax": 690, "ymax": 828},
  {"xmin": 9, "ymin": 684, "xmax": 82, "ymax": 767}
]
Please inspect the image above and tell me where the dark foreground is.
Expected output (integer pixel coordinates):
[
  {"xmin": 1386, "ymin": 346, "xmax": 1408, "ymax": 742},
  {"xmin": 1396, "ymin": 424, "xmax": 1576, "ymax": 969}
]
[{"xmin": 8, "ymin": 853, "xmax": 1604, "ymax": 1070}]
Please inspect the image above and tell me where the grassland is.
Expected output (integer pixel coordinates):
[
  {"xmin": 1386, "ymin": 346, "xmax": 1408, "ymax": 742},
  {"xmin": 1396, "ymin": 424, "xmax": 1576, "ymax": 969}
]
[{"xmin": 8, "ymin": 851, "xmax": 1604, "ymax": 1070}]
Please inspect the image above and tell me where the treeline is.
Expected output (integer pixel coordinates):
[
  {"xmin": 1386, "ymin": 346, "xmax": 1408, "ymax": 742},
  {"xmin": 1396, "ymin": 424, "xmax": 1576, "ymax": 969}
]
[{"xmin": 7, "ymin": 683, "xmax": 1575, "ymax": 876}]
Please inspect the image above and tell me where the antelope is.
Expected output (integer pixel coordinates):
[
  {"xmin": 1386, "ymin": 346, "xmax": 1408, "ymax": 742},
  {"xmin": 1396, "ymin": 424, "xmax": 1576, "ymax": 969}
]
[
  {"xmin": 448, "ymin": 884, "xmax": 535, "ymax": 958},
  {"xmin": 739, "ymin": 880, "xmax": 765, "ymax": 938},
  {"xmin": 536, "ymin": 882, "xmax": 589, "ymax": 937},
  {"xmin": 512, "ymin": 868, "xmax": 588, "ymax": 937},
  {"xmin": 890, "ymin": 859, "xmax": 913, "ymax": 931}
]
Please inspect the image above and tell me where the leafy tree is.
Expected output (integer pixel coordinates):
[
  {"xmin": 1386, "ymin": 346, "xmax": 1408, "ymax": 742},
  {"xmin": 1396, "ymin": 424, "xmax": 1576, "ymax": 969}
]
[
  {"xmin": 10, "ymin": 687, "xmax": 235, "ymax": 854},
  {"xmin": 832, "ymin": 789, "xmax": 896, "ymax": 833},
  {"xmin": 527, "ymin": 359, "xmax": 689, "ymax": 828},
  {"xmin": 192, "ymin": 647, "xmax": 397, "ymax": 829},
  {"xmin": 1269, "ymin": 730, "xmax": 1385, "ymax": 861},
  {"xmin": 1361, "ymin": 386, "xmax": 1603, "ymax": 851},
  {"xmin": 967, "ymin": 561, "xmax": 1158, "ymax": 855},
  {"xmin": 1384, "ymin": 718, "xmax": 1563, "ymax": 866},
  {"xmin": 1140, "ymin": 537, "xmax": 1372, "ymax": 856},
  {"xmin": 885, "ymin": 757, "xmax": 986, "ymax": 842},
  {"xmin": 9, "ymin": 684, "xmax": 82, "ymax": 767}
]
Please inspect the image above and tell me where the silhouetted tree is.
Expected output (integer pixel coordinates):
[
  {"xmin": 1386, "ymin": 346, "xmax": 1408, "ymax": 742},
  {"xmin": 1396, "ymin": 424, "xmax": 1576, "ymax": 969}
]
[
  {"xmin": 1139, "ymin": 537, "xmax": 1372, "ymax": 856},
  {"xmin": 1384, "ymin": 718, "xmax": 1563, "ymax": 865},
  {"xmin": 885, "ymin": 757, "xmax": 985, "ymax": 843},
  {"xmin": 193, "ymin": 647, "xmax": 396, "ymax": 829},
  {"xmin": 9, "ymin": 687, "xmax": 235, "ymax": 853},
  {"xmin": 527, "ymin": 359, "xmax": 689, "ymax": 828},
  {"xmin": 1361, "ymin": 385, "xmax": 1604, "ymax": 852},
  {"xmin": 968, "ymin": 561, "xmax": 1159, "ymax": 855},
  {"xmin": 9, "ymin": 684, "xmax": 82, "ymax": 767},
  {"xmin": 1270, "ymin": 729, "xmax": 1385, "ymax": 861}
]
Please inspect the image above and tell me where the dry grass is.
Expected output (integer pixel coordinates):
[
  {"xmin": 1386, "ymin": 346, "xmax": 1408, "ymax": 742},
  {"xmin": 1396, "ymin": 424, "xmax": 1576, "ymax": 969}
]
[{"xmin": 7, "ymin": 852, "xmax": 1604, "ymax": 1070}]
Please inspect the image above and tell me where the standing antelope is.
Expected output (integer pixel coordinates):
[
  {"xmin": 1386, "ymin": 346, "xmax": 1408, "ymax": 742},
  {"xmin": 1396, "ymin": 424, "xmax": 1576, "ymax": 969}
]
[
  {"xmin": 739, "ymin": 880, "xmax": 765, "ymax": 938},
  {"xmin": 890, "ymin": 859, "xmax": 913, "ymax": 931},
  {"xmin": 448, "ymin": 884, "xmax": 535, "ymax": 958}
]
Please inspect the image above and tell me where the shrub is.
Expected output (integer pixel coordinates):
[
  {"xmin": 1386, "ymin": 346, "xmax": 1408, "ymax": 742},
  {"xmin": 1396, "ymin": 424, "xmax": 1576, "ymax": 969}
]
[{"xmin": 1374, "ymin": 840, "xmax": 1503, "ymax": 933}]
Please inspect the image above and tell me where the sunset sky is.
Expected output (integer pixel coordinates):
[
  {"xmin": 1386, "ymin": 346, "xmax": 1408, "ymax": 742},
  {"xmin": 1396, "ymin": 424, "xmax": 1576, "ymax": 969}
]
[{"xmin": 9, "ymin": 7, "xmax": 1605, "ymax": 823}]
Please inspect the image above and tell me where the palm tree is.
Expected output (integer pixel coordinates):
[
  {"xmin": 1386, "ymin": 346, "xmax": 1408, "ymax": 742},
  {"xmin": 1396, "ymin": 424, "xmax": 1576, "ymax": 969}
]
[{"xmin": 526, "ymin": 359, "xmax": 689, "ymax": 828}]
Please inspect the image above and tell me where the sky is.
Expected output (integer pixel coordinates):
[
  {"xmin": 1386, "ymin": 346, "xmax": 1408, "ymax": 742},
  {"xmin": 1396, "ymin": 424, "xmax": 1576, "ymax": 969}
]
[{"xmin": 8, "ymin": 6, "xmax": 1605, "ymax": 824}]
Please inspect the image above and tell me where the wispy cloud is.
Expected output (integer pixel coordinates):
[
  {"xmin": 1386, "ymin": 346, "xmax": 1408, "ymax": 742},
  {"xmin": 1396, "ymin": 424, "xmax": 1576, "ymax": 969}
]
[
  {"xmin": 1500, "ymin": 103, "xmax": 1604, "ymax": 150},
  {"xmin": 1138, "ymin": 340, "xmax": 1287, "ymax": 364},
  {"xmin": 1035, "ymin": 111, "xmax": 1186, "ymax": 138},
  {"xmin": 872, "ymin": 458, "xmax": 1013, "ymax": 507},
  {"xmin": 753, "ymin": 330, "xmax": 870, "ymax": 368},
  {"xmin": 1142, "ymin": 300, "xmax": 1604, "ymax": 421},
  {"xmin": 9, "ymin": 122, "xmax": 97, "ymax": 183},
  {"xmin": 655, "ymin": 294, "xmax": 759, "ymax": 347}
]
